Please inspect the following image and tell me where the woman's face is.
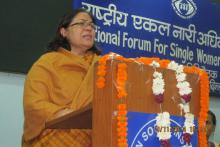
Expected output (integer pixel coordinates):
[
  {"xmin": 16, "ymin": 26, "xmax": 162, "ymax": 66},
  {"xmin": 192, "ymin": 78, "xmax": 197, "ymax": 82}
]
[
  {"xmin": 206, "ymin": 113, "xmax": 215, "ymax": 139},
  {"xmin": 61, "ymin": 12, "xmax": 95, "ymax": 55}
]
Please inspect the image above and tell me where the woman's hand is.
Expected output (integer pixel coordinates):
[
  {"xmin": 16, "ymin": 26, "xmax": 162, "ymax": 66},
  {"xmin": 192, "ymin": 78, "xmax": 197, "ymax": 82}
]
[{"xmin": 49, "ymin": 108, "xmax": 73, "ymax": 121}]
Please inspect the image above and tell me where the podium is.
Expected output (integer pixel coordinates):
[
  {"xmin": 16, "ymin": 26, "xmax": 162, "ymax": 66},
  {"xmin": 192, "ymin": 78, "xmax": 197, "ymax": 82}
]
[
  {"xmin": 93, "ymin": 59, "xmax": 201, "ymax": 147},
  {"xmin": 46, "ymin": 58, "xmax": 208, "ymax": 147}
]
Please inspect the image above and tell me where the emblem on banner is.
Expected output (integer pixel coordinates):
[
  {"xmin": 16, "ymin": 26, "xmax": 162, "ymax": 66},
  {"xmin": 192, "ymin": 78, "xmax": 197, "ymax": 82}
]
[{"xmin": 172, "ymin": 0, "xmax": 197, "ymax": 19}]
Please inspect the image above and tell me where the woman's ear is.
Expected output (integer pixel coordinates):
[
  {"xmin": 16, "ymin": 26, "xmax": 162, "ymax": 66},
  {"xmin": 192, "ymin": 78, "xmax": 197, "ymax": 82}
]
[{"xmin": 60, "ymin": 28, "xmax": 66, "ymax": 37}]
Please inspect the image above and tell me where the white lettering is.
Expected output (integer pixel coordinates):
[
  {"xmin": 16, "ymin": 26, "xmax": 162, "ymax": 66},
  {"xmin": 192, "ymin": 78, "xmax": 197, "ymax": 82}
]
[
  {"xmin": 135, "ymin": 141, "xmax": 143, "ymax": 147},
  {"xmin": 122, "ymin": 32, "xmax": 151, "ymax": 51},
  {"xmin": 96, "ymin": 26, "xmax": 120, "ymax": 46},
  {"xmin": 154, "ymin": 39, "xmax": 168, "ymax": 55},
  {"xmin": 197, "ymin": 48, "xmax": 220, "ymax": 66},
  {"xmin": 169, "ymin": 43, "xmax": 194, "ymax": 64}
]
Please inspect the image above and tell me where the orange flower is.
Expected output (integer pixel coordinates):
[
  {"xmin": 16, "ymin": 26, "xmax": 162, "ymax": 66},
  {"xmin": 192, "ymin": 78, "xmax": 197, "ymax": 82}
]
[
  {"xmin": 117, "ymin": 127, "xmax": 128, "ymax": 132},
  {"xmin": 118, "ymin": 138, "xmax": 127, "ymax": 143},
  {"xmin": 118, "ymin": 104, "xmax": 127, "ymax": 110},
  {"xmin": 118, "ymin": 110, "xmax": 127, "ymax": 116},
  {"xmin": 117, "ymin": 121, "xmax": 128, "ymax": 127},
  {"xmin": 115, "ymin": 56, "xmax": 125, "ymax": 61},
  {"xmin": 116, "ymin": 63, "xmax": 128, "ymax": 99},
  {"xmin": 117, "ymin": 116, "xmax": 128, "ymax": 121},
  {"xmin": 96, "ymin": 77, "xmax": 105, "ymax": 88},
  {"xmin": 117, "ymin": 142, "xmax": 128, "ymax": 147},
  {"xmin": 117, "ymin": 132, "xmax": 128, "ymax": 137},
  {"xmin": 159, "ymin": 59, "xmax": 170, "ymax": 68},
  {"xmin": 96, "ymin": 55, "xmax": 109, "ymax": 88},
  {"xmin": 97, "ymin": 70, "xmax": 106, "ymax": 76}
]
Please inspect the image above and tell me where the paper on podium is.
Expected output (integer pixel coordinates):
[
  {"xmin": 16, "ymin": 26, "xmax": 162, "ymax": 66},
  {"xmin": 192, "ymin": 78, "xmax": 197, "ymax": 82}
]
[{"xmin": 45, "ymin": 103, "xmax": 92, "ymax": 129}]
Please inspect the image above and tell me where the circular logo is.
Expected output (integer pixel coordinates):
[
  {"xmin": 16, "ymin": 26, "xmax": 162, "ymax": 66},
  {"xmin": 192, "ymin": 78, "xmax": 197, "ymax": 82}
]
[{"xmin": 172, "ymin": 0, "xmax": 197, "ymax": 19}]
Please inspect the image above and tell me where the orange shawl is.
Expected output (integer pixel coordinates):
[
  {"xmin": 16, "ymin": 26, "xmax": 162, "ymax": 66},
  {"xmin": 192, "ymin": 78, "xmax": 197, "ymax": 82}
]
[{"xmin": 23, "ymin": 48, "xmax": 100, "ymax": 141}]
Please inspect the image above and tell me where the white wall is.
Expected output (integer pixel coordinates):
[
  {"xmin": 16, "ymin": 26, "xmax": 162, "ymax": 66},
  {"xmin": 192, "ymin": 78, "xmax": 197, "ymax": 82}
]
[
  {"xmin": 0, "ymin": 72, "xmax": 25, "ymax": 147},
  {"xmin": 0, "ymin": 71, "xmax": 219, "ymax": 146}
]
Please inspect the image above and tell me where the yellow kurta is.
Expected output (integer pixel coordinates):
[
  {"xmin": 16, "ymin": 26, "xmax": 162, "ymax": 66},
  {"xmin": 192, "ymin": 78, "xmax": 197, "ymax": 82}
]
[{"xmin": 23, "ymin": 48, "xmax": 100, "ymax": 146}]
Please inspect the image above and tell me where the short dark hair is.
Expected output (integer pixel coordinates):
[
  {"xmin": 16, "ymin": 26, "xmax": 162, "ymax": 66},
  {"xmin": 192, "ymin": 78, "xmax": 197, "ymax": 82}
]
[
  {"xmin": 208, "ymin": 110, "xmax": 216, "ymax": 126},
  {"xmin": 47, "ymin": 8, "xmax": 101, "ymax": 55}
]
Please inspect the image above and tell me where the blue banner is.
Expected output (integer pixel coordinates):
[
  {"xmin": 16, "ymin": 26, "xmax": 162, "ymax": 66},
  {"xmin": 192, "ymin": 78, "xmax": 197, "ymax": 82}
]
[
  {"xmin": 73, "ymin": 0, "xmax": 220, "ymax": 96},
  {"xmin": 127, "ymin": 112, "xmax": 198, "ymax": 147}
]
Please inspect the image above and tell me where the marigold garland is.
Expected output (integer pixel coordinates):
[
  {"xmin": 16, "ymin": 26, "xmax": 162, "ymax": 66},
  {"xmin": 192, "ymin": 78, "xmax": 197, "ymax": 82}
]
[
  {"xmin": 198, "ymin": 70, "xmax": 209, "ymax": 147},
  {"xmin": 116, "ymin": 63, "xmax": 128, "ymax": 98},
  {"xmin": 96, "ymin": 55, "xmax": 109, "ymax": 88},
  {"xmin": 116, "ymin": 63, "xmax": 128, "ymax": 147}
]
